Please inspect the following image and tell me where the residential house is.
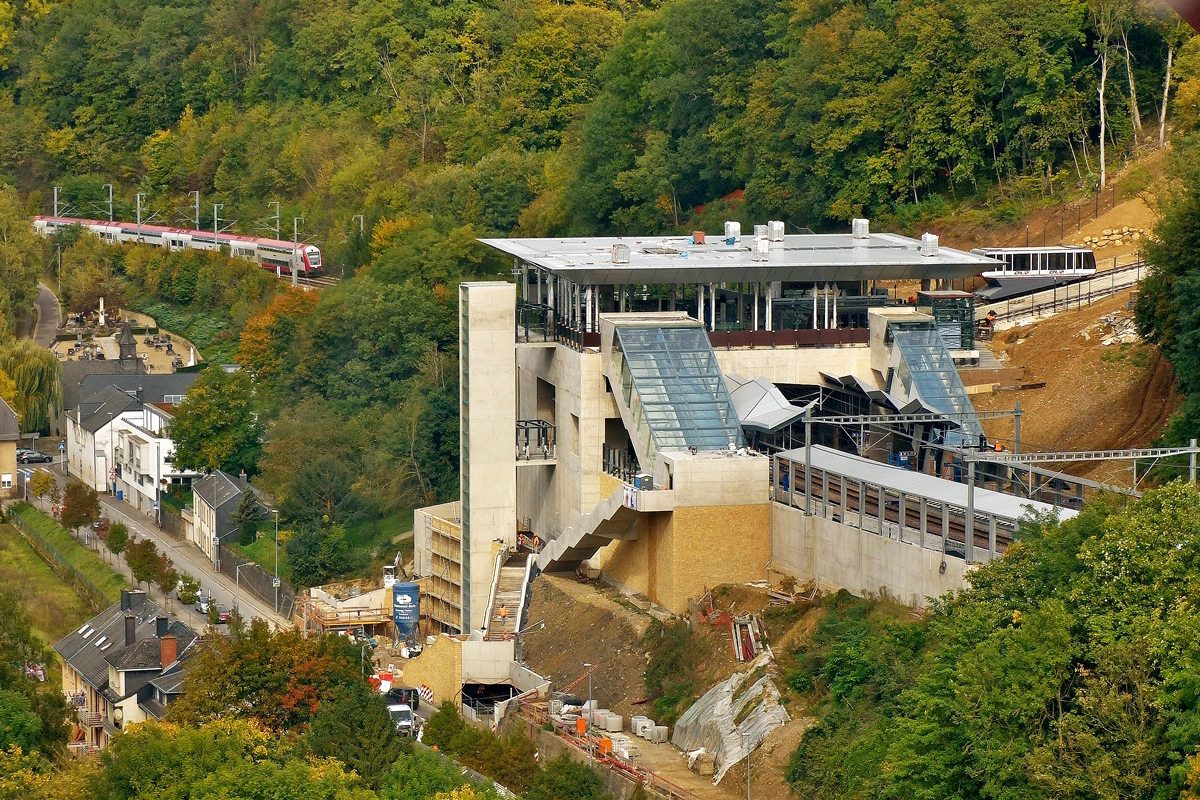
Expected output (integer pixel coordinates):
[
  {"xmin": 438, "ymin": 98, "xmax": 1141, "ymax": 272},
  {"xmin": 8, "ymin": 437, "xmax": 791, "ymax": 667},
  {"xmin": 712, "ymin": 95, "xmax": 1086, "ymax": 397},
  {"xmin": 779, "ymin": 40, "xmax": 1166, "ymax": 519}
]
[
  {"xmin": 65, "ymin": 386, "xmax": 143, "ymax": 493},
  {"xmin": 0, "ymin": 398, "xmax": 17, "ymax": 500},
  {"xmin": 75, "ymin": 372, "xmax": 199, "ymax": 410},
  {"xmin": 54, "ymin": 590, "xmax": 197, "ymax": 753},
  {"xmin": 113, "ymin": 404, "xmax": 201, "ymax": 522},
  {"xmin": 191, "ymin": 470, "xmax": 247, "ymax": 565}
]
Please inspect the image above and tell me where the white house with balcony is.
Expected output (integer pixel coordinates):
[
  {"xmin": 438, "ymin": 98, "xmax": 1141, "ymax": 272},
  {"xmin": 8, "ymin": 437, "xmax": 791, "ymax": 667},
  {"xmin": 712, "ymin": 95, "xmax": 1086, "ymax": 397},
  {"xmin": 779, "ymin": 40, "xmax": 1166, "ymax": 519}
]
[
  {"xmin": 66, "ymin": 386, "xmax": 144, "ymax": 494},
  {"xmin": 113, "ymin": 404, "xmax": 201, "ymax": 521}
]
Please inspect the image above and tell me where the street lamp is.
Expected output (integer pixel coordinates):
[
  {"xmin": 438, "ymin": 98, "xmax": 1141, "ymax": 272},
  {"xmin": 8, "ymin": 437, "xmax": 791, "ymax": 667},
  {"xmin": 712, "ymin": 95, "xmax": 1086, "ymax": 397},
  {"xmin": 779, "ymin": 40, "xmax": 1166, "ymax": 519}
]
[
  {"xmin": 735, "ymin": 727, "xmax": 755, "ymax": 800},
  {"xmin": 583, "ymin": 663, "xmax": 593, "ymax": 766},
  {"xmin": 361, "ymin": 643, "xmax": 371, "ymax": 675},
  {"xmin": 271, "ymin": 509, "xmax": 280, "ymax": 614},
  {"xmin": 235, "ymin": 563, "xmax": 250, "ymax": 617}
]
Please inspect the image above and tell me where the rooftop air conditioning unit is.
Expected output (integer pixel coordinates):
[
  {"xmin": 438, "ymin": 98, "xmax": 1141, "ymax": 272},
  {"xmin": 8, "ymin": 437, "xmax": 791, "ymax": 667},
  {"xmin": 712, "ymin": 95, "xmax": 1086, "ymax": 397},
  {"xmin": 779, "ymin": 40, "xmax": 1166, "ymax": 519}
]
[
  {"xmin": 752, "ymin": 237, "xmax": 770, "ymax": 262},
  {"xmin": 768, "ymin": 220, "xmax": 785, "ymax": 241},
  {"xmin": 852, "ymin": 218, "xmax": 870, "ymax": 239},
  {"xmin": 920, "ymin": 232, "xmax": 939, "ymax": 257},
  {"xmin": 612, "ymin": 243, "xmax": 630, "ymax": 264},
  {"xmin": 724, "ymin": 221, "xmax": 741, "ymax": 244}
]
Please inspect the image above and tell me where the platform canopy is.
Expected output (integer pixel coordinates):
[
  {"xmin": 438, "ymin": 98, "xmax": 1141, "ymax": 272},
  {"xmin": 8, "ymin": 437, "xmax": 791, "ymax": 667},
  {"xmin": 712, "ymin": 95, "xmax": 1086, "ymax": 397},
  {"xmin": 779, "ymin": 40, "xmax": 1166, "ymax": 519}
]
[{"xmin": 480, "ymin": 232, "xmax": 999, "ymax": 285}]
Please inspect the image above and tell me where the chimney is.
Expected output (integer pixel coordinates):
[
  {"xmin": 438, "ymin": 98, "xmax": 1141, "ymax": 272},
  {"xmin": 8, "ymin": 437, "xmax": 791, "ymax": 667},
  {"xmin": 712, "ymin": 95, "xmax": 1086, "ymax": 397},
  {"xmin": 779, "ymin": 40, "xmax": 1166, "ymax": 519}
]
[
  {"xmin": 120, "ymin": 589, "xmax": 133, "ymax": 611},
  {"xmin": 124, "ymin": 614, "xmax": 136, "ymax": 647},
  {"xmin": 136, "ymin": 386, "xmax": 143, "ymax": 401},
  {"xmin": 239, "ymin": 470, "xmax": 248, "ymax": 490},
  {"xmin": 156, "ymin": 616, "xmax": 169, "ymax": 638},
  {"xmin": 160, "ymin": 635, "xmax": 177, "ymax": 668}
]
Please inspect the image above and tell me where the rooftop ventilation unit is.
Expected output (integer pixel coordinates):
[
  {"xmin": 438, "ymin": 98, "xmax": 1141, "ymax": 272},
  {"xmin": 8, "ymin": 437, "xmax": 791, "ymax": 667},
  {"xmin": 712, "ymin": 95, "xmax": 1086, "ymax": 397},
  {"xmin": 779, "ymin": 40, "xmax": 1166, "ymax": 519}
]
[
  {"xmin": 768, "ymin": 220, "xmax": 785, "ymax": 241},
  {"xmin": 852, "ymin": 218, "xmax": 870, "ymax": 239},
  {"xmin": 724, "ymin": 221, "xmax": 741, "ymax": 244},
  {"xmin": 920, "ymin": 232, "xmax": 939, "ymax": 257},
  {"xmin": 611, "ymin": 243, "xmax": 630, "ymax": 264},
  {"xmin": 752, "ymin": 237, "xmax": 770, "ymax": 262}
]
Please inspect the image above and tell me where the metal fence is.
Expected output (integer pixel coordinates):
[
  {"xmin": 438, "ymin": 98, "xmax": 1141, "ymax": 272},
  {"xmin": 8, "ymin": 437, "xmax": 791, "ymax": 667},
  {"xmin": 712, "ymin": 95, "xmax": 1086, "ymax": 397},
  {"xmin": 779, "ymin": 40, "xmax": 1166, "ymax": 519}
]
[
  {"xmin": 218, "ymin": 544, "xmax": 296, "ymax": 618},
  {"xmin": 8, "ymin": 506, "xmax": 115, "ymax": 613}
]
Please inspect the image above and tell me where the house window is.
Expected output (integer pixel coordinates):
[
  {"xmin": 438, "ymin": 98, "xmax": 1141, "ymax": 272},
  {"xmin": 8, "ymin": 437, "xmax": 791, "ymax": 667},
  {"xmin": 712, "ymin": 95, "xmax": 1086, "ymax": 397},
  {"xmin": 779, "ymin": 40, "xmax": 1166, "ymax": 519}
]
[
  {"xmin": 163, "ymin": 395, "xmax": 185, "ymax": 404},
  {"xmin": 1, "ymin": 474, "xmax": 11, "ymax": 490}
]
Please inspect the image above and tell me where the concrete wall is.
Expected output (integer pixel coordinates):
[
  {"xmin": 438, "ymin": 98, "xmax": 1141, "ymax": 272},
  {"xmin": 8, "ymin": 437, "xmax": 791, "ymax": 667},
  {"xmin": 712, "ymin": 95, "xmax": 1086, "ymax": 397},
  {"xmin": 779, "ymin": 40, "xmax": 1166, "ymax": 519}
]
[
  {"xmin": 402, "ymin": 634, "xmax": 464, "ymax": 709},
  {"xmin": 460, "ymin": 639, "xmax": 517, "ymax": 683},
  {"xmin": 770, "ymin": 502, "xmax": 969, "ymax": 607},
  {"xmin": 460, "ymin": 283, "xmax": 517, "ymax": 632},
  {"xmin": 715, "ymin": 344, "xmax": 873, "ymax": 387},
  {"xmin": 516, "ymin": 342, "xmax": 613, "ymax": 541}
]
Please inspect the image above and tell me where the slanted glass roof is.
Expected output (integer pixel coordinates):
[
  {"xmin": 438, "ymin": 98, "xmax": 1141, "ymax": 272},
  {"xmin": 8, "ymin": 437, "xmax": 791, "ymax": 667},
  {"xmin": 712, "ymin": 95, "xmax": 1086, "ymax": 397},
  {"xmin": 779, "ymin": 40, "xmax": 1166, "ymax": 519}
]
[
  {"xmin": 892, "ymin": 329, "xmax": 984, "ymax": 442},
  {"xmin": 614, "ymin": 324, "xmax": 743, "ymax": 457}
]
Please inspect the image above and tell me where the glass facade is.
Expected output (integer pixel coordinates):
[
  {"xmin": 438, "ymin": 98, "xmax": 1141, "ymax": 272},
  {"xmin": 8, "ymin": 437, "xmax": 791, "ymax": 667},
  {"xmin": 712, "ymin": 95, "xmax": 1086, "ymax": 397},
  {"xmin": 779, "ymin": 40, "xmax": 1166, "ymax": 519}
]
[
  {"xmin": 613, "ymin": 324, "xmax": 743, "ymax": 462},
  {"xmin": 892, "ymin": 329, "xmax": 983, "ymax": 442}
]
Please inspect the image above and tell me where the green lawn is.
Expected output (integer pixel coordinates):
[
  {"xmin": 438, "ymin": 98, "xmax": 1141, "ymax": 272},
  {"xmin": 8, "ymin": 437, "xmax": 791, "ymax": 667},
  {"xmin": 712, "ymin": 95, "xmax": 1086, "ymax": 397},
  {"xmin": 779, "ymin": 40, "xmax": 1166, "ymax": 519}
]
[
  {"xmin": 229, "ymin": 524, "xmax": 293, "ymax": 585},
  {"xmin": 0, "ymin": 525, "xmax": 93, "ymax": 646},
  {"xmin": 348, "ymin": 509, "xmax": 415, "ymax": 578},
  {"xmin": 8, "ymin": 504, "xmax": 128, "ymax": 605}
]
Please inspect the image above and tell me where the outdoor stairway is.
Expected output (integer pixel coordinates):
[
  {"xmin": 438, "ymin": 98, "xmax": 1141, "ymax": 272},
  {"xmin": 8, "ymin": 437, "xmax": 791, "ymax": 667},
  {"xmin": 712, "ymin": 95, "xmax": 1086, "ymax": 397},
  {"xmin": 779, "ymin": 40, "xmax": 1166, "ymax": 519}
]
[
  {"xmin": 535, "ymin": 487, "xmax": 640, "ymax": 573},
  {"xmin": 487, "ymin": 559, "xmax": 529, "ymax": 637}
]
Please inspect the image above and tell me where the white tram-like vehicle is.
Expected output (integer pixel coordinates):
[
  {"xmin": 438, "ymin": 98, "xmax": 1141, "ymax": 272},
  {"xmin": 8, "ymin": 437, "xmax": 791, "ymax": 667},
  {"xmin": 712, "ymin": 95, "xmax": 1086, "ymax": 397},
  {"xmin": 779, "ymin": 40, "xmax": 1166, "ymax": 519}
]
[
  {"xmin": 34, "ymin": 216, "xmax": 323, "ymax": 277},
  {"xmin": 970, "ymin": 246, "xmax": 1097, "ymax": 302}
]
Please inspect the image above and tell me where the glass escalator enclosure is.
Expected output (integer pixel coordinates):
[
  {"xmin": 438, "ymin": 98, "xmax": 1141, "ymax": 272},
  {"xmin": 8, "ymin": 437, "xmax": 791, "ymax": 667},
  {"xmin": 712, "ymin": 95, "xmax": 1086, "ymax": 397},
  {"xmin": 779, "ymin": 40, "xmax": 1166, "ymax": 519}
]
[{"xmin": 614, "ymin": 324, "xmax": 744, "ymax": 455}]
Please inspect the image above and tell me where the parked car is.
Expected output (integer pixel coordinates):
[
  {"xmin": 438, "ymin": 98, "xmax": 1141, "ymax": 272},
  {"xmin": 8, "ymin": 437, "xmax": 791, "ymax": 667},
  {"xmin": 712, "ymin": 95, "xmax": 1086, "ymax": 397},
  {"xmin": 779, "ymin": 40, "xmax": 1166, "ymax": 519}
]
[
  {"xmin": 197, "ymin": 594, "xmax": 211, "ymax": 614},
  {"xmin": 17, "ymin": 450, "xmax": 52, "ymax": 463},
  {"xmin": 214, "ymin": 604, "xmax": 232, "ymax": 623},
  {"xmin": 385, "ymin": 686, "xmax": 421, "ymax": 714},
  {"xmin": 92, "ymin": 517, "xmax": 110, "ymax": 530}
]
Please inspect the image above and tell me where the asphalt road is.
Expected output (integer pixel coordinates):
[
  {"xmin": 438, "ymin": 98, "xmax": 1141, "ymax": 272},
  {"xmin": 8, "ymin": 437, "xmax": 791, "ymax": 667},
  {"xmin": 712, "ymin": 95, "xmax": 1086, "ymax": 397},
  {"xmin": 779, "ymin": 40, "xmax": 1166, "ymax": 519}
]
[
  {"xmin": 32, "ymin": 283, "xmax": 61, "ymax": 347},
  {"xmin": 33, "ymin": 464, "xmax": 291, "ymax": 633}
]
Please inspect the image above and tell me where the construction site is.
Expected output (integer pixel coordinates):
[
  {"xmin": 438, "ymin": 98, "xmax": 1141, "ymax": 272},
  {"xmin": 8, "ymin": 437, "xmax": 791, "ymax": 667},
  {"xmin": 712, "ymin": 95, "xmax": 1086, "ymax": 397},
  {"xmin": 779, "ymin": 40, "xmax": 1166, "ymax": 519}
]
[{"xmin": 389, "ymin": 215, "xmax": 1198, "ymax": 800}]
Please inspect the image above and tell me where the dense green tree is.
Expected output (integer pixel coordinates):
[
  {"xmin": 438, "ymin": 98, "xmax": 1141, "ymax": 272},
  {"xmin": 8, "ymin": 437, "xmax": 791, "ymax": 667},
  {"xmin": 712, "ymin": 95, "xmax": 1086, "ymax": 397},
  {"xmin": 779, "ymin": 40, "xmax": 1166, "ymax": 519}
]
[
  {"xmin": 307, "ymin": 682, "xmax": 407, "ymax": 791},
  {"xmin": 528, "ymin": 755, "xmax": 614, "ymax": 800},
  {"xmin": 124, "ymin": 539, "xmax": 160, "ymax": 593},
  {"xmin": 285, "ymin": 525, "xmax": 358, "ymax": 588},
  {"xmin": 59, "ymin": 482, "xmax": 99, "ymax": 534},
  {"xmin": 168, "ymin": 366, "xmax": 264, "ymax": 476},
  {"xmin": 378, "ymin": 747, "xmax": 470, "ymax": 800}
]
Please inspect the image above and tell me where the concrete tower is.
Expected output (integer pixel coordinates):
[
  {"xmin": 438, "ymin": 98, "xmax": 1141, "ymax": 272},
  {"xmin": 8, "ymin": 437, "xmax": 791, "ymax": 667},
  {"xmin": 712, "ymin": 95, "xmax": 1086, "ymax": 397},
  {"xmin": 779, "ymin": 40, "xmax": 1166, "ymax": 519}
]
[{"xmin": 458, "ymin": 282, "xmax": 517, "ymax": 632}]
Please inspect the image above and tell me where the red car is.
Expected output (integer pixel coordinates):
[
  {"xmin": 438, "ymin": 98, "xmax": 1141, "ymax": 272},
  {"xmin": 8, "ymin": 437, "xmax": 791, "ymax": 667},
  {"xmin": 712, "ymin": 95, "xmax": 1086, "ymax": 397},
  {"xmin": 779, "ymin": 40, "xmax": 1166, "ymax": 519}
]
[{"xmin": 214, "ymin": 604, "xmax": 232, "ymax": 623}]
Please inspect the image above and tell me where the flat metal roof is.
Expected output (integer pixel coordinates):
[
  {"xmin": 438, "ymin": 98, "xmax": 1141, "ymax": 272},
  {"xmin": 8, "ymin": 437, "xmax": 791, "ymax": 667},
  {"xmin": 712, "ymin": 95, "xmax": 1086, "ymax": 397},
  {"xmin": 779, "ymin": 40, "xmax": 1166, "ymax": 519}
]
[
  {"xmin": 481, "ymin": 233, "xmax": 1000, "ymax": 285},
  {"xmin": 778, "ymin": 445, "xmax": 1077, "ymax": 522}
]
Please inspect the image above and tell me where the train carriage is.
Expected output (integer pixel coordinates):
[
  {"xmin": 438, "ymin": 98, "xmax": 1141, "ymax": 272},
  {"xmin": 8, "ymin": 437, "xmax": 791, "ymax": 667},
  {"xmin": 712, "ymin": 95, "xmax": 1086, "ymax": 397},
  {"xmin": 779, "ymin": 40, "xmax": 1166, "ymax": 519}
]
[
  {"xmin": 970, "ymin": 246, "xmax": 1096, "ymax": 303},
  {"xmin": 33, "ymin": 215, "xmax": 323, "ymax": 277}
]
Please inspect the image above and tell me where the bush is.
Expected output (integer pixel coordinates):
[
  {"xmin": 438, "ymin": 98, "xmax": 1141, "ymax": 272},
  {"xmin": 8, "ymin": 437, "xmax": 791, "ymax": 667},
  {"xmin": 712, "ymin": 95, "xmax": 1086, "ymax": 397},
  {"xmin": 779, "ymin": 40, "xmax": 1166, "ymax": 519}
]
[
  {"xmin": 528, "ymin": 755, "xmax": 614, "ymax": 800},
  {"xmin": 238, "ymin": 520, "xmax": 258, "ymax": 546}
]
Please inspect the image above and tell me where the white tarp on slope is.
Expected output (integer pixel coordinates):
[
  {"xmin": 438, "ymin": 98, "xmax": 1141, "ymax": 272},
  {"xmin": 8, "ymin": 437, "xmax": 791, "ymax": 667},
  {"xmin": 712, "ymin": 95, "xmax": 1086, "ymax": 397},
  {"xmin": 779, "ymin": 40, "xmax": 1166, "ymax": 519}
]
[{"xmin": 670, "ymin": 653, "xmax": 790, "ymax": 785}]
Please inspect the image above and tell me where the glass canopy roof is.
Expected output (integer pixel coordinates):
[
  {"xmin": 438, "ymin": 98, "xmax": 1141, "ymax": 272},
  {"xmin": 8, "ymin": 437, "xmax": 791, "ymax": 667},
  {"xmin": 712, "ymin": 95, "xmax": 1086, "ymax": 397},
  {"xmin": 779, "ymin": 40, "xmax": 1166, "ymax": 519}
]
[
  {"xmin": 892, "ymin": 329, "xmax": 984, "ymax": 442},
  {"xmin": 614, "ymin": 324, "xmax": 743, "ymax": 459}
]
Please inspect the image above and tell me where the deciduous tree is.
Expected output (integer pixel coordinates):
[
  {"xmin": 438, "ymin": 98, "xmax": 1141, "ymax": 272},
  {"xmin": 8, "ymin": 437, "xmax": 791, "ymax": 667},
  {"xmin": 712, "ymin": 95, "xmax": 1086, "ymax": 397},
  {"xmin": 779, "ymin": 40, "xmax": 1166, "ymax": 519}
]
[
  {"xmin": 59, "ymin": 483, "xmax": 99, "ymax": 534},
  {"xmin": 167, "ymin": 366, "xmax": 264, "ymax": 476}
]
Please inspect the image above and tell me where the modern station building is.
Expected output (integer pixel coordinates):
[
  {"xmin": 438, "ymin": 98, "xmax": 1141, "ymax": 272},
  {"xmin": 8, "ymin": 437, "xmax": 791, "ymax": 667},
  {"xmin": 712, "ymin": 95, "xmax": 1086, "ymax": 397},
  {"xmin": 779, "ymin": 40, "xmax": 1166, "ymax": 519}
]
[{"xmin": 415, "ymin": 222, "xmax": 1063, "ymax": 636}]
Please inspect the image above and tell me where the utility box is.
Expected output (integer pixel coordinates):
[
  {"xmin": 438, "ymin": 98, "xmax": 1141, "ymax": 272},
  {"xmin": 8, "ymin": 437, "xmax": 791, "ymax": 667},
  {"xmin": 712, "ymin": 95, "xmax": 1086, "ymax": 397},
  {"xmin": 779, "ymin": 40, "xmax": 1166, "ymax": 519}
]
[
  {"xmin": 634, "ymin": 473, "xmax": 654, "ymax": 490},
  {"xmin": 917, "ymin": 290, "xmax": 976, "ymax": 352}
]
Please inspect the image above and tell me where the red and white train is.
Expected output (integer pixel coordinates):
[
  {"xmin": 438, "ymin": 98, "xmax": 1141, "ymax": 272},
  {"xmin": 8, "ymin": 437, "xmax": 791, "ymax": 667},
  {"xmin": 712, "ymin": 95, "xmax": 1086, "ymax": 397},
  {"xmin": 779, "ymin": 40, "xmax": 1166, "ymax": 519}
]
[{"xmin": 33, "ymin": 216, "xmax": 323, "ymax": 276}]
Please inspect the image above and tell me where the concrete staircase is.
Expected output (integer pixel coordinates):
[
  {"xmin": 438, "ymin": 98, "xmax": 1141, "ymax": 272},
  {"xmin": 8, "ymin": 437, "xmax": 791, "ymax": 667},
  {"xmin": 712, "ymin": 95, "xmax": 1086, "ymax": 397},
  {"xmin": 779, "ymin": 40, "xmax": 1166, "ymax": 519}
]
[
  {"xmin": 536, "ymin": 487, "xmax": 639, "ymax": 573},
  {"xmin": 487, "ymin": 559, "xmax": 529, "ymax": 637}
]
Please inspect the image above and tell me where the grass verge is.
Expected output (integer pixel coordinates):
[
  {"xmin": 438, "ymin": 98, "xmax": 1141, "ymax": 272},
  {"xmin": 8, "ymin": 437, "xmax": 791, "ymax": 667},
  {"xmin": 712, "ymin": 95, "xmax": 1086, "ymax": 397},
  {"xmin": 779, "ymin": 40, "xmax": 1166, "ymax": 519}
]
[
  {"xmin": 0, "ymin": 525, "xmax": 93, "ymax": 645},
  {"xmin": 8, "ymin": 503, "xmax": 128, "ymax": 606}
]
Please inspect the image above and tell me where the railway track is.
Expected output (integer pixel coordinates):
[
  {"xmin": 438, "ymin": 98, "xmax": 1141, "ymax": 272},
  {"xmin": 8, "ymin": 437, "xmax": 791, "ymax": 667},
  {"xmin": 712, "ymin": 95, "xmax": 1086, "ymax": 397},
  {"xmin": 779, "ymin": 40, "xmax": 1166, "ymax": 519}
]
[{"xmin": 289, "ymin": 274, "xmax": 341, "ymax": 290}]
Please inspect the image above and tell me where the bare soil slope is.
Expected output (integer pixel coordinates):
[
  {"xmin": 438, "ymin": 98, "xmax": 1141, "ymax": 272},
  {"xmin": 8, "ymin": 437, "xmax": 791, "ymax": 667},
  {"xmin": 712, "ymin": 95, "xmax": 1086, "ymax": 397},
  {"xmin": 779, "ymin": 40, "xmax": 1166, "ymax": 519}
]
[{"xmin": 974, "ymin": 292, "xmax": 1179, "ymax": 484}]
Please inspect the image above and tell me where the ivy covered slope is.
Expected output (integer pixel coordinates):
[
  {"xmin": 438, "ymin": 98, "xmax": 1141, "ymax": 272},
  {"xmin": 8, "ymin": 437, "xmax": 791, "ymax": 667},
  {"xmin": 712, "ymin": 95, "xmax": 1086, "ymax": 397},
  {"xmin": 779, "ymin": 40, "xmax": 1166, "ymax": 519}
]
[{"xmin": 785, "ymin": 482, "xmax": 1200, "ymax": 799}]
